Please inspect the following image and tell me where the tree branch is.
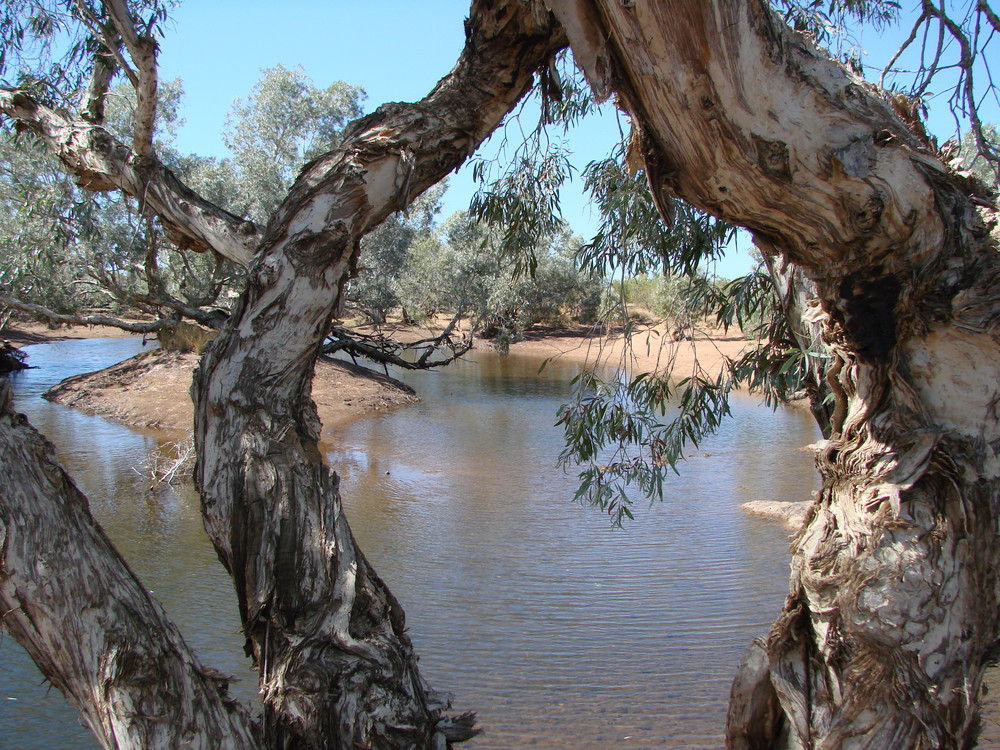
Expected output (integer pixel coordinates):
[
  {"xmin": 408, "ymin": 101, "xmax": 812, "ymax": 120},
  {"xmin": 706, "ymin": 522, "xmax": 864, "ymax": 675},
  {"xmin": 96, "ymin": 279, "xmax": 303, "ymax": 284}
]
[
  {"xmin": 322, "ymin": 318, "xmax": 472, "ymax": 371},
  {"xmin": 0, "ymin": 89, "xmax": 259, "ymax": 266},
  {"xmin": 0, "ymin": 380, "xmax": 259, "ymax": 748},
  {"xmin": 194, "ymin": 1, "xmax": 566, "ymax": 746},
  {"xmin": 103, "ymin": 0, "xmax": 159, "ymax": 155},
  {"xmin": 70, "ymin": 0, "xmax": 138, "ymax": 88},
  {"xmin": 981, "ymin": 0, "xmax": 1000, "ymax": 33},
  {"xmin": 130, "ymin": 292, "xmax": 230, "ymax": 328},
  {"xmin": 0, "ymin": 293, "xmax": 164, "ymax": 333},
  {"xmin": 80, "ymin": 47, "xmax": 117, "ymax": 125},
  {"xmin": 550, "ymin": 1, "xmax": 1000, "ymax": 746}
]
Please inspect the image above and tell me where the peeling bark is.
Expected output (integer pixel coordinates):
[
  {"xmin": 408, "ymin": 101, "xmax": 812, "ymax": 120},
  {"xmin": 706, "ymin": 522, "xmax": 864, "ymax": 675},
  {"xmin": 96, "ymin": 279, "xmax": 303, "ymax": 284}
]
[
  {"xmin": 550, "ymin": 0, "xmax": 1000, "ymax": 747},
  {"xmin": 0, "ymin": 381, "xmax": 258, "ymax": 749},
  {"xmin": 0, "ymin": 90, "xmax": 259, "ymax": 266},
  {"xmin": 192, "ymin": 2, "xmax": 565, "ymax": 748}
]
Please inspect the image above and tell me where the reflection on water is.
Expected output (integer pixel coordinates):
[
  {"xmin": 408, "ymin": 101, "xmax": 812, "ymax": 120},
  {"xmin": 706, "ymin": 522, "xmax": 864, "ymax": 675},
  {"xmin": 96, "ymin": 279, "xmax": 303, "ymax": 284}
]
[
  {"xmin": 1, "ymin": 339, "xmax": 820, "ymax": 749},
  {"xmin": 332, "ymin": 351, "xmax": 820, "ymax": 749}
]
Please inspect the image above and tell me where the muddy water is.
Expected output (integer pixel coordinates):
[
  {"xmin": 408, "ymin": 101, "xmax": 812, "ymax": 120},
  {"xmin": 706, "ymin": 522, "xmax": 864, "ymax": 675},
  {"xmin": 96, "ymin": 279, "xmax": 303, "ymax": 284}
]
[{"xmin": 1, "ymin": 339, "xmax": 820, "ymax": 749}]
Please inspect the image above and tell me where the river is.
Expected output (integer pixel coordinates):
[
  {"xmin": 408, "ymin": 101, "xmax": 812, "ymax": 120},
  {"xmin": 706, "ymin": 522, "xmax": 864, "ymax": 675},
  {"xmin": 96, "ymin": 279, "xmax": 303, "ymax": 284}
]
[{"xmin": 0, "ymin": 337, "xmax": 820, "ymax": 749}]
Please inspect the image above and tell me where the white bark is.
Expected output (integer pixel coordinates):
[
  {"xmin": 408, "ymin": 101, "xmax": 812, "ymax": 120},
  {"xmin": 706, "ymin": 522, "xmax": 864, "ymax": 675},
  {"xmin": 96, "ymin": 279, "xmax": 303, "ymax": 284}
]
[
  {"xmin": 550, "ymin": 0, "xmax": 1000, "ymax": 747},
  {"xmin": 0, "ymin": 90, "xmax": 258, "ymax": 266},
  {"xmin": 102, "ymin": 0, "xmax": 158, "ymax": 155},
  {"xmin": 0, "ymin": 381, "xmax": 259, "ymax": 749}
]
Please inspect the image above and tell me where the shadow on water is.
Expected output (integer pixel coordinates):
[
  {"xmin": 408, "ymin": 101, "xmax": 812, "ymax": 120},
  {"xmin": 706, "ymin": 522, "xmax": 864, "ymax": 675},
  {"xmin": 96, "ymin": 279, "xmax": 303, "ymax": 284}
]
[{"xmin": 1, "ymin": 339, "xmax": 821, "ymax": 749}]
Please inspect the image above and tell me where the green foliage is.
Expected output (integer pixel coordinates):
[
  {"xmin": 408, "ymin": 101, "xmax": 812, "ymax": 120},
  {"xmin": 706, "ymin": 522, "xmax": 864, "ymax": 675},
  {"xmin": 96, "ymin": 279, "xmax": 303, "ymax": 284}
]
[
  {"xmin": 716, "ymin": 271, "xmax": 828, "ymax": 409},
  {"xmin": 578, "ymin": 148, "xmax": 734, "ymax": 278},
  {"xmin": 557, "ymin": 369, "xmax": 731, "ymax": 526},
  {"xmin": 0, "ymin": 0, "xmax": 174, "ymax": 106},
  {"xmin": 537, "ymin": 50, "xmax": 600, "ymax": 130},
  {"xmin": 467, "ymin": 51, "xmax": 600, "ymax": 279},
  {"xmin": 0, "ymin": 130, "xmax": 98, "ymax": 313},
  {"xmin": 771, "ymin": 0, "xmax": 900, "ymax": 42},
  {"xmin": 384, "ymin": 211, "xmax": 600, "ymax": 347},
  {"xmin": 0, "ymin": 79, "xmax": 240, "ymax": 322},
  {"xmin": 958, "ymin": 123, "xmax": 999, "ymax": 189},
  {"xmin": 103, "ymin": 78, "xmax": 186, "ymax": 151},
  {"xmin": 469, "ymin": 147, "xmax": 572, "ymax": 278},
  {"xmin": 557, "ymin": 260, "xmax": 837, "ymax": 525},
  {"xmin": 223, "ymin": 65, "xmax": 365, "ymax": 222},
  {"xmin": 347, "ymin": 184, "xmax": 446, "ymax": 324}
]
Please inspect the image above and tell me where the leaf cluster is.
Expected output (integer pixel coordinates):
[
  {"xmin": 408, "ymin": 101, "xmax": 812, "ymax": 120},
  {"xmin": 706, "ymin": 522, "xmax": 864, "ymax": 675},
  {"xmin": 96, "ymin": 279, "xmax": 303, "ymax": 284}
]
[
  {"xmin": 578, "ymin": 148, "xmax": 734, "ymax": 279},
  {"xmin": 557, "ymin": 367, "xmax": 731, "ymax": 526}
]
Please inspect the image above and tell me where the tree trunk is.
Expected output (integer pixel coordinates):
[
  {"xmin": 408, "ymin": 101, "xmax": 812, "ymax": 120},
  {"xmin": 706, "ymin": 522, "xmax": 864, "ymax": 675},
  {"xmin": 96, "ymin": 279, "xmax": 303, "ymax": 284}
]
[
  {"xmin": 548, "ymin": 0, "xmax": 1000, "ymax": 746},
  {"xmin": 192, "ymin": 3, "xmax": 565, "ymax": 748},
  {"xmin": 0, "ymin": 2, "xmax": 562, "ymax": 747},
  {"xmin": 0, "ymin": 381, "xmax": 259, "ymax": 749}
]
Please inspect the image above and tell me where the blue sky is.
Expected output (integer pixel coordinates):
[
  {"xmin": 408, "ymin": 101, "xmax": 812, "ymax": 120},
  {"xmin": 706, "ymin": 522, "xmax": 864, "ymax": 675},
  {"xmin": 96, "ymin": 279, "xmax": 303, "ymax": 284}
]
[{"xmin": 156, "ymin": 2, "xmax": 997, "ymax": 281}]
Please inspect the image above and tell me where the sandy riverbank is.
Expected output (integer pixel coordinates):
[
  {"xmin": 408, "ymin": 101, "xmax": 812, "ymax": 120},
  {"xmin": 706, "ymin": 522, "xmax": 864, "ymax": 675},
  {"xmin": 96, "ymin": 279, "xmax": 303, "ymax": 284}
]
[
  {"xmin": 6, "ymin": 319, "xmax": 820, "ymax": 527},
  {"xmin": 6, "ymin": 319, "xmax": 751, "ymax": 434},
  {"xmin": 6, "ymin": 322, "xmax": 419, "ymax": 434}
]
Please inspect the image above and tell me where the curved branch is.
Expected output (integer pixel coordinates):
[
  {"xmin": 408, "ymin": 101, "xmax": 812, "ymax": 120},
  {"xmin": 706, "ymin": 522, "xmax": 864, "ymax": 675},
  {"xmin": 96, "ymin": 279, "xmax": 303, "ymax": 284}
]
[
  {"xmin": 551, "ymin": 1, "xmax": 1000, "ymax": 747},
  {"xmin": 0, "ymin": 89, "xmax": 259, "ymax": 266},
  {"xmin": 0, "ymin": 294, "xmax": 164, "ymax": 333},
  {"xmin": 70, "ymin": 0, "xmax": 138, "ymax": 87},
  {"xmin": 981, "ymin": 1, "xmax": 1000, "ymax": 33},
  {"xmin": 130, "ymin": 292, "xmax": 230, "ymax": 328},
  {"xmin": 194, "ymin": 1, "xmax": 566, "ymax": 746}
]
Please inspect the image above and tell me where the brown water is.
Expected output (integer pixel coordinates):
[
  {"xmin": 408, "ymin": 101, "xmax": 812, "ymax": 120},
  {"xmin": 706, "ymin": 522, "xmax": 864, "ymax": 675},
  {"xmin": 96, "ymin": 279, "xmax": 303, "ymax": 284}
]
[{"xmin": 1, "ymin": 338, "xmax": 820, "ymax": 749}]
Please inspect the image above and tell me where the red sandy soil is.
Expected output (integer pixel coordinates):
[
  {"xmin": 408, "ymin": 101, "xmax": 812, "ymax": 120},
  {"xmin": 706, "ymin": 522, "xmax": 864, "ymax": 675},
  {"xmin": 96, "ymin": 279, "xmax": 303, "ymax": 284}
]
[{"xmin": 6, "ymin": 319, "xmax": 749, "ymax": 434}]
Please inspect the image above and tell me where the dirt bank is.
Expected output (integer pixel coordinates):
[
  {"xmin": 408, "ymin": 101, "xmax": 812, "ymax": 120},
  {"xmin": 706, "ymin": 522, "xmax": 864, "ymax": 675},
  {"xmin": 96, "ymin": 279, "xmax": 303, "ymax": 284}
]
[
  {"xmin": 41, "ymin": 347, "xmax": 419, "ymax": 435},
  {"xmin": 8, "ymin": 319, "xmax": 749, "ymax": 436},
  {"xmin": 4, "ymin": 321, "xmax": 141, "ymax": 345},
  {"xmin": 4, "ymin": 321, "xmax": 421, "ymax": 433}
]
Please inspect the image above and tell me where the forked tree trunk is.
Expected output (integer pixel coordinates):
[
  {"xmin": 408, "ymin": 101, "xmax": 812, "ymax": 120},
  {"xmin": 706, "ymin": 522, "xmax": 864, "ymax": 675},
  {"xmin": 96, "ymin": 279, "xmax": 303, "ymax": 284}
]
[
  {"xmin": 191, "ymin": 3, "xmax": 565, "ymax": 748},
  {"xmin": 6, "ymin": 0, "xmax": 998, "ymax": 747},
  {"xmin": 548, "ymin": 0, "xmax": 1000, "ymax": 747},
  {"xmin": 0, "ymin": 2, "xmax": 562, "ymax": 748}
]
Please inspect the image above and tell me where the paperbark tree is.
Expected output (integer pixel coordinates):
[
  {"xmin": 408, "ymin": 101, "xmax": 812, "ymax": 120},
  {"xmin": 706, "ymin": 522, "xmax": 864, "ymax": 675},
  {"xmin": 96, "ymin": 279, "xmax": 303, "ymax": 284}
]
[
  {"xmin": 3, "ymin": 1, "xmax": 1000, "ymax": 749},
  {"xmin": 1, "ymin": 0, "xmax": 564, "ymax": 748},
  {"xmin": 545, "ymin": 0, "xmax": 1000, "ymax": 747}
]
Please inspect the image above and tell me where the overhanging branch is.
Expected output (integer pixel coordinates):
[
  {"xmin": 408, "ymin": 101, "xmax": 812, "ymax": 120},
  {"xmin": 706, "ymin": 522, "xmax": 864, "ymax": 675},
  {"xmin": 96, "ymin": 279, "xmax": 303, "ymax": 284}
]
[
  {"xmin": 0, "ymin": 89, "xmax": 260, "ymax": 267},
  {"xmin": 0, "ymin": 294, "xmax": 164, "ymax": 333},
  {"xmin": 322, "ymin": 317, "xmax": 473, "ymax": 371}
]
